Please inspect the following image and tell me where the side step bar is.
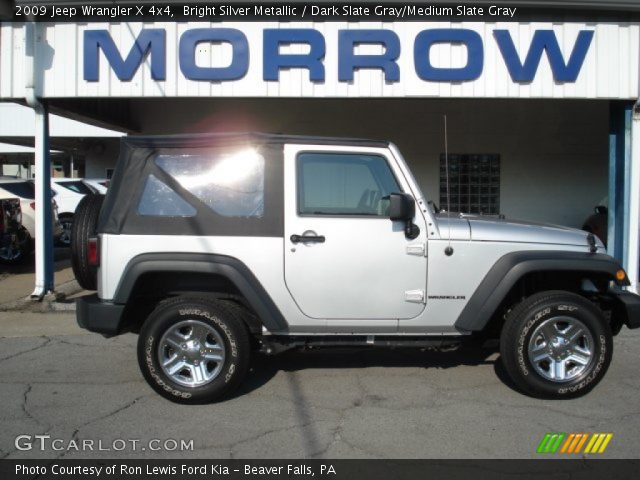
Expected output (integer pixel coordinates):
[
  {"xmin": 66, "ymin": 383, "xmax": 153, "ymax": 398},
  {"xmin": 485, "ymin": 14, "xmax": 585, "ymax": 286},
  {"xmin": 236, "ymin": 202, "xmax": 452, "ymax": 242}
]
[{"xmin": 260, "ymin": 335, "xmax": 466, "ymax": 355}]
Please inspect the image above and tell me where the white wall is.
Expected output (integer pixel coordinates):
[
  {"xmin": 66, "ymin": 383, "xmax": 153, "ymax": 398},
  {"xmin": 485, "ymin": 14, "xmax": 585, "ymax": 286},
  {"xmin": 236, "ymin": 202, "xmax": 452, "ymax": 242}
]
[{"xmin": 87, "ymin": 98, "xmax": 608, "ymax": 228}]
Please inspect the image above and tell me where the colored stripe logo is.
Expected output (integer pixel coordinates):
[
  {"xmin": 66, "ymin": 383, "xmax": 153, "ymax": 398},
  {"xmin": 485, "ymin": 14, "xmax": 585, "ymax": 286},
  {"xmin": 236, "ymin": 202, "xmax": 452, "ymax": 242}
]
[{"xmin": 537, "ymin": 433, "xmax": 613, "ymax": 454}]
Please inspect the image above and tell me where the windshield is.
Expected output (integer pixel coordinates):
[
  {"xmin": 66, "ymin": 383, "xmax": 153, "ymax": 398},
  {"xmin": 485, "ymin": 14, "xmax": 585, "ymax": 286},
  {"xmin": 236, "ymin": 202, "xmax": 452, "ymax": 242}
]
[{"xmin": 0, "ymin": 181, "xmax": 35, "ymax": 199}]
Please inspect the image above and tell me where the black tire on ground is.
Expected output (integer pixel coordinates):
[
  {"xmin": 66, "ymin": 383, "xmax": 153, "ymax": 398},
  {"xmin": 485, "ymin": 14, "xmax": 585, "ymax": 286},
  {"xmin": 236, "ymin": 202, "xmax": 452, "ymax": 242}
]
[
  {"xmin": 137, "ymin": 296, "xmax": 251, "ymax": 404},
  {"xmin": 500, "ymin": 290, "xmax": 612, "ymax": 399},
  {"xmin": 0, "ymin": 226, "xmax": 31, "ymax": 265},
  {"xmin": 57, "ymin": 213, "xmax": 74, "ymax": 247},
  {"xmin": 70, "ymin": 194, "xmax": 104, "ymax": 290}
]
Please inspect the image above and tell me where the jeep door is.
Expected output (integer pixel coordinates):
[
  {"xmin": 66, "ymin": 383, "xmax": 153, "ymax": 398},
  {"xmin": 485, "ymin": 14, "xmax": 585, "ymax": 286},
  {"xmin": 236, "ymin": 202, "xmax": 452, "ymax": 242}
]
[{"xmin": 283, "ymin": 144, "xmax": 428, "ymax": 320}]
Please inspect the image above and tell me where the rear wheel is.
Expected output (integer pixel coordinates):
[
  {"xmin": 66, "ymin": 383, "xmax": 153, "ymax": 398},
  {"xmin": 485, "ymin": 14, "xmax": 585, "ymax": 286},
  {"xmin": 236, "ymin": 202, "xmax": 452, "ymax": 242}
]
[
  {"xmin": 70, "ymin": 194, "xmax": 103, "ymax": 290},
  {"xmin": 500, "ymin": 291, "xmax": 612, "ymax": 399},
  {"xmin": 137, "ymin": 296, "xmax": 251, "ymax": 404}
]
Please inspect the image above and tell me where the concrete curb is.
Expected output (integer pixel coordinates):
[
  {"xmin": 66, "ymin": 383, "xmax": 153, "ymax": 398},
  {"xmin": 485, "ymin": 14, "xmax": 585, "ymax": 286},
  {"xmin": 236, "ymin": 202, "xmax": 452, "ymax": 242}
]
[{"xmin": 0, "ymin": 279, "xmax": 83, "ymax": 312}]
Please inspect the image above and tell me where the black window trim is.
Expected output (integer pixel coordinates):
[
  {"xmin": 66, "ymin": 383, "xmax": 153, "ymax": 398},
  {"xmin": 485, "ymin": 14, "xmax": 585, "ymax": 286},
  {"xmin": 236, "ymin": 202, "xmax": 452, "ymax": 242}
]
[{"xmin": 295, "ymin": 149, "xmax": 404, "ymax": 219}]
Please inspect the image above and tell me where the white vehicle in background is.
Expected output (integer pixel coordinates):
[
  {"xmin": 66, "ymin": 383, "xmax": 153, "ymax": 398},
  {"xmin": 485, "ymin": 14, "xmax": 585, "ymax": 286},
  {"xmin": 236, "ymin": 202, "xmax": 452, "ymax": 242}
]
[
  {"xmin": 51, "ymin": 178, "xmax": 96, "ymax": 246},
  {"xmin": 0, "ymin": 177, "xmax": 63, "ymax": 263},
  {"xmin": 82, "ymin": 179, "xmax": 109, "ymax": 195}
]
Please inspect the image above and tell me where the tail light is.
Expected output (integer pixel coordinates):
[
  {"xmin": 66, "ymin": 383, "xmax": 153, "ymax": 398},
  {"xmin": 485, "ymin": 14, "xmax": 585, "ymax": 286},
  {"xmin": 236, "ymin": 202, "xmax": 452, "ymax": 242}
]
[
  {"xmin": 30, "ymin": 202, "xmax": 36, "ymax": 210},
  {"xmin": 87, "ymin": 237, "xmax": 99, "ymax": 266}
]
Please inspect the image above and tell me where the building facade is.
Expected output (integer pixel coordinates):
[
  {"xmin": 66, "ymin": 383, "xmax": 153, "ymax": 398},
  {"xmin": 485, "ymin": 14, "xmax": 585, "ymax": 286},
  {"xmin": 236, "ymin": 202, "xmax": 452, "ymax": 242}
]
[{"xmin": 0, "ymin": 7, "xmax": 638, "ymax": 293}]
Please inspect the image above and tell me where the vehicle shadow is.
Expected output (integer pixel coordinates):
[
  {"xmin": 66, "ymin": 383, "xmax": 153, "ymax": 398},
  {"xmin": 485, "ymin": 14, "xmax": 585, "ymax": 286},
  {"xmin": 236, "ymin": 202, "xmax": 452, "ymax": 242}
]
[
  {"xmin": 233, "ymin": 345, "xmax": 501, "ymax": 399},
  {"xmin": 226, "ymin": 345, "xmax": 531, "ymax": 457}
]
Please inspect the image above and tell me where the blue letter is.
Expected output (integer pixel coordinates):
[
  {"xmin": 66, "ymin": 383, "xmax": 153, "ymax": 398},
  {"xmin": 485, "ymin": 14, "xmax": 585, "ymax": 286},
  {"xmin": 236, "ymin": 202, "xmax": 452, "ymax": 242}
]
[
  {"xmin": 263, "ymin": 29, "xmax": 325, "ymax": 82},
  {"xmin": 179, "ymin": 28, "xmax": 248, "ymax": 81},
  {"xmin": 414, "ymin": 29, "xmax": 483, "ymax": 82},
  {"xmin": 84, "ymin": 29, "xmax": 166, "ymax": 82},
  {"xmin": 494, "ymin": 29, "xmax": 593, "ymax": 82},
  {"xmin": 338, "ymin": 30, "xmax": 400, "ymax": 83}
]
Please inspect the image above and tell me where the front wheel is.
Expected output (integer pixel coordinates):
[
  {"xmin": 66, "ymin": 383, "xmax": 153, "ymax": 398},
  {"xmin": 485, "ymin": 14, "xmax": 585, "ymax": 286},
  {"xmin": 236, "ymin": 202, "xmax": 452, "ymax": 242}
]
[
  {"xmin": 500, "ymin": 291, "xmax": 612, "ymax": 399},
  {"xmin": 137, "ymin": 296, "xmax": 251, "ymax": 404}
]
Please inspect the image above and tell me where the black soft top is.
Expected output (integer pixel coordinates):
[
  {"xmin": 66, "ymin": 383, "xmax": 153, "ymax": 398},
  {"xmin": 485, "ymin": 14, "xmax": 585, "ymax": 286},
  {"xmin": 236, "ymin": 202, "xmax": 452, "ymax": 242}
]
[{"xmin": 120, "ymin": 132, "xmax": 389, "ymax": 149}]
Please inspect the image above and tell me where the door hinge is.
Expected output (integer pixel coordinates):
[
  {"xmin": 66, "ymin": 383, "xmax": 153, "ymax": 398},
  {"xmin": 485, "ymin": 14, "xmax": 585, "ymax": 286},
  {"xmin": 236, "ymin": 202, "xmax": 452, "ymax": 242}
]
[
  {"xmin": 406, "ymin": 243, "xmax": 426, "ymax": 256},
  {"xmin": 405, "ymin": 289, "xmax": 425, "ymax": 303}
]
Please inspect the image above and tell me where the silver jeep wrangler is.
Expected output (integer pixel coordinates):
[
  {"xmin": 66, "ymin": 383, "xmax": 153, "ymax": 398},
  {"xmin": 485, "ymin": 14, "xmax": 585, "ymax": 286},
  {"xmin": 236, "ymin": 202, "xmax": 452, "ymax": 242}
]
[{"xmin": 73, "ymin": 133, "xmax": 640, "ymax": 403}]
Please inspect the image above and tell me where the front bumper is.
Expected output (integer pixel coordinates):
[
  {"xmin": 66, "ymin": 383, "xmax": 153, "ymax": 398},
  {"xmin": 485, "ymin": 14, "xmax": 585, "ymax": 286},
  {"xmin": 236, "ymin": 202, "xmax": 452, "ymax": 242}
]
[
  {"xmin": 608, "ymin": 288, "xmax": 640, "ymax": 330},
  {"xmin": 76, "ymin": 294, "xmax": 126, "ymax": 336}
]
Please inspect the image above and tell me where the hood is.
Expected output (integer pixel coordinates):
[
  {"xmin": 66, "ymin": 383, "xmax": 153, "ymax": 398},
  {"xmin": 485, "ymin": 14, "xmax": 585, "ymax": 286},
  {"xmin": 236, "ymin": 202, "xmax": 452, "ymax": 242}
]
[
  {"xmin": 435, "ymin": 214, "xmax": 603, "ymax": 248},
  {"xmin": 469, "ymin": 216, "xmax": 601, "ymax": 247}
]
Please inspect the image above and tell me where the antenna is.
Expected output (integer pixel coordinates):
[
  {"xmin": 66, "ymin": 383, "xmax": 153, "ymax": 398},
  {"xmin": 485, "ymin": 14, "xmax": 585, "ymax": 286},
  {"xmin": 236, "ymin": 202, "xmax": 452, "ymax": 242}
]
[{"xmin": 444, "ymin": 115, "xmax": 454, "ymax": 256}]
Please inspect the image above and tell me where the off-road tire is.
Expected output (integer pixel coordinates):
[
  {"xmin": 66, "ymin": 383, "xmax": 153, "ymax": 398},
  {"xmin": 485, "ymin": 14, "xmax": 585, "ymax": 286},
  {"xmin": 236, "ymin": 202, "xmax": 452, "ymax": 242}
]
[
  {"xmin": 137, "ymin": 296, "xmax": 251, "ymax": 404},
  {"xmin": 500, "ymin": 290, "xmax": 612, "ymax": 399},
  {"xmin": 70, "ymin": 194, "xmax": 103, "ymax": 290}
]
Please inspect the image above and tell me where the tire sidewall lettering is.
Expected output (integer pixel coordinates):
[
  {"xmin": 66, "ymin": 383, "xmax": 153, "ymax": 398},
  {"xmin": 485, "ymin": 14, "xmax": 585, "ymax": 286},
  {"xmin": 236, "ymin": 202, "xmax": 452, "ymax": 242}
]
[{"xmin": 145, "ymin": 335, "xmax": 192, "ymax": 399}]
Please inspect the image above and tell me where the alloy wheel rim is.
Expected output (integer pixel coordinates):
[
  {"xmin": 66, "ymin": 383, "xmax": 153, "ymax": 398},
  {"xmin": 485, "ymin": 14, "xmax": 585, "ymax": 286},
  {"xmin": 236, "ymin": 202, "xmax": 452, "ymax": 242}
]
[
  {"xmin": 527, "ymin": 316, "xmax": 594, "ymax": 383},
  {"xmin": 157, "ymin": 319, "xmax": 226, "ymax": 387},
  {"xmin": 60, "ymin": 220, "xmax": 72, "ymax": 245},
  {"xmin": 0, "ymin": 244, "xmax": 22, "ymax": 261}
]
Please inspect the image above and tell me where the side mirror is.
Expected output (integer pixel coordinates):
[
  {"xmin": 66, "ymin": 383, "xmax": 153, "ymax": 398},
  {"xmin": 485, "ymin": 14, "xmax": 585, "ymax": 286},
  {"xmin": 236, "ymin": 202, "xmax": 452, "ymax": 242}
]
[
  {"xmin": 388, "ymin": 193, "xmax": 419, "ymax": 240},
  {"xmin": 595, "ymin": 205, "xmax": 608, "ymax": 215},
  {"xmin": 389, "ymin": 193, "xmax": 415, "ymax": 221}
]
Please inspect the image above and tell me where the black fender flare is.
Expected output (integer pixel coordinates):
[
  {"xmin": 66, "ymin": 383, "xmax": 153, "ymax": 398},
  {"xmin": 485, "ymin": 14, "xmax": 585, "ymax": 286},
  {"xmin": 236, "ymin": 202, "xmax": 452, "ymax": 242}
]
[
  {"xmin": 454, "ymin": 251, "xmax": 627, "ymax": 332},
  {"xmin": 112, "ymin": 253, "xmax": 288, "ymax": 333}
]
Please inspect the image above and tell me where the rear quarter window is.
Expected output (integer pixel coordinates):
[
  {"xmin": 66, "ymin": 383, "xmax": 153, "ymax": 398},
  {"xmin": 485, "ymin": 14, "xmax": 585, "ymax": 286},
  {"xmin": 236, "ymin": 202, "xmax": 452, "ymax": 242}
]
[{"xmin": 154, "ymin": 149, "xmax": 265, "ymax": 218}]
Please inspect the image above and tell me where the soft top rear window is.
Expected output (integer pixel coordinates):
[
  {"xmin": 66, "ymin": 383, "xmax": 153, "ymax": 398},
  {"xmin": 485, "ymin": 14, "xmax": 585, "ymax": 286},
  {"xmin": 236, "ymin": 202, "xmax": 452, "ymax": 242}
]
[{"xmin": 155, "ymin": 149, "xmax": 265, "ymax": 218}]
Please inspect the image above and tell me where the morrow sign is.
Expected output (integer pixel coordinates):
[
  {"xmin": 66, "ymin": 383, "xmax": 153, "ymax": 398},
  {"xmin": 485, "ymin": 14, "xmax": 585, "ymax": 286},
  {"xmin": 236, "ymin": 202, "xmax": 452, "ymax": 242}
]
[{"xmin": 84, "ymin": 27, "xmax": 594, "ymax": 84}]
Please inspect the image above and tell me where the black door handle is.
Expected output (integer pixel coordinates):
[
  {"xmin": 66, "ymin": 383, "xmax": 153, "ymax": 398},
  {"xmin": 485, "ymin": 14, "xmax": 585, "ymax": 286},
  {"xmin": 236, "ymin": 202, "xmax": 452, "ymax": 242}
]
[{"xmin": 290, "ymin": 234, "xmax": 325, "ymax": 244}]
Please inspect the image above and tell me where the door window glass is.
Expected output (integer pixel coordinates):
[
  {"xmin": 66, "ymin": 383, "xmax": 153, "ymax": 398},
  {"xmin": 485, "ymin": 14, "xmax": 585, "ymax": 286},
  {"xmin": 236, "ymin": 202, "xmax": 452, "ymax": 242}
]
[{"xmin": 297, "ymin": 153, "xmax": 400, "ymax": 216}]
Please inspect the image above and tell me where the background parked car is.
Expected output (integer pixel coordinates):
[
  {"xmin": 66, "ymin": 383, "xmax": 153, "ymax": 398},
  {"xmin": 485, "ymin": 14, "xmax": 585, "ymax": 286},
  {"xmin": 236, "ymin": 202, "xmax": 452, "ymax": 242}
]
[
  {"xmin": 51, "ymin": 178, "xmax": 95, "ymax": 246},
  {"xmin": 82, "ymin": 179, "xmax": 109, "ymax": 195},
  {"xmin": 0, "ymin": 177, "xmax": 63, "ymax": 261}
]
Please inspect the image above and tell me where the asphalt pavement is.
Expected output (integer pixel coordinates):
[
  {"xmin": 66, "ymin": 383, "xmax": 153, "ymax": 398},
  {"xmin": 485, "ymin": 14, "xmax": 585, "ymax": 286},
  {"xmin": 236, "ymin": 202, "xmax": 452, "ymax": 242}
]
[{"xmin": 0, "ymin": 310, "xmax": 638, "ymax": 460}]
